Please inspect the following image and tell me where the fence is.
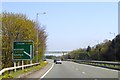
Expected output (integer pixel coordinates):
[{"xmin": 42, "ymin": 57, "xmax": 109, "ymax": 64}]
[
  {"xmin": 0, "ymin": 63, "xmax": 40, "ymax": 75},
  {"xmin": 66, "ymin": 59, "xmax": 120, "ymax": 70}
]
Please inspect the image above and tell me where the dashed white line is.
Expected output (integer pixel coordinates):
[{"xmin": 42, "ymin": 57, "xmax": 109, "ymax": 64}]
[
  {"xmin": 79, "ymin": 64, "xmax": 119, "ymax": 72},
  {"xmin": 82, "ymin": 72, "xmax": 85, "ymax": 74},
  {"xmin": 40, "ymin": 63, "xmax": 54, "ymax": 79},
  {"xmin": 75, "ymin": 68, "xmax": 79, "ymax": 71}
]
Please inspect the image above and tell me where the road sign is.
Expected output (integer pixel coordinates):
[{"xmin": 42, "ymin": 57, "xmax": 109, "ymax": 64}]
[{"xmin": 13, "ymin": 41, "xmax": 34, "ymax": 60}]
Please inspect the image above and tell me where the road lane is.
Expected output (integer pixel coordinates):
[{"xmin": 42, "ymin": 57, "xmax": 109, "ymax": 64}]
[
  {"xmin": 21, "ymin": 60, "xmax": 53, "ymax": 78},
  {"xmin": 44, "ymin": 61, "xmax": 119, "ymax": 78},
  {"xmin": 20, "ymin": 60, "xmax": 119, "ymax": 79}
]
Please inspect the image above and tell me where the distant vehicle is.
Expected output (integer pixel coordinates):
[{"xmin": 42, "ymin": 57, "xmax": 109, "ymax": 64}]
[
  {"xmin": 54, "ymin": 59, "xmax": 56, "ymax": 63},
  {"xmin": 55, "ymin": 59, "xmax": 62, "ymax": 64},
  {"xmin": 43, "ymin": 58, "xmax": 46, "ymax": 61},
  {"xmin": 43, "ymin": 58, "xmax": 47, "ymax": 63}
]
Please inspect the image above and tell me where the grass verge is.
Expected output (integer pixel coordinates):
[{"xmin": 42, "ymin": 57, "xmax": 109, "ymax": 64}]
[{"xmin": 0, "ymin": 61, "xmax": 48, "ymax": 80}]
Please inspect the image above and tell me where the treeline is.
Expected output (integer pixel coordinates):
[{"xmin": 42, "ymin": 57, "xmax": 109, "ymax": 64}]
[
  {"xmin": 45, "ymin": 55, "xmax": 56, "ymax": 59},
  {"xmin": 1, "ymin": 12, "xmax": 47, "ymax": 68},
  {"xmin": 63, "ymin": 34, "xmax": 120, "ymax": 61}
]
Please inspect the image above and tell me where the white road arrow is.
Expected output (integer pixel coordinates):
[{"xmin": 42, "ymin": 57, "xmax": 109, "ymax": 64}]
[{"xmin": 24, "ymin": 51, "xmax": 31, "ymax": 58}]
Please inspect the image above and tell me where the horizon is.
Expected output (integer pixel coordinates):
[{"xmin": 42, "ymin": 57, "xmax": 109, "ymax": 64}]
[{"xmin": 2, "ymin": 2, "xmax": 118, "ymax": 51}]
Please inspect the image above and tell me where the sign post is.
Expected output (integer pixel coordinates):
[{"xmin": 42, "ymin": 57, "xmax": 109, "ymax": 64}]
[
  {"xmin": 14, "ymin": 60, "xmax": 16, "ymax": 72},
  {"xmin": 22, "ymin": 60, "xmax": 24, "ymax": 70},
  {"xmin": 13, "ymin": 41, "xmax": 34, "ymax": 60},
  {"xmin": 13, "ymin": 41, "xmax": 34, "ymax": 71}
]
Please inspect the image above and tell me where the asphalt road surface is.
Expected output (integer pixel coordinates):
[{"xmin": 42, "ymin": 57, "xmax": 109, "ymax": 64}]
[
  {"xmin": 44, "ymin": 61, "xmax": 119, "ymax": 78},
  {"xmin": 22, "ymin": 59, "xmax": 119, "ymax": 79}
]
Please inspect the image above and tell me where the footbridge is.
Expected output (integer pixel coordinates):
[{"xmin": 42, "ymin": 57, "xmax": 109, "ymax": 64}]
[{"xmin": 45, "ymin": 51, "xmax": 71, "ymax": 56}]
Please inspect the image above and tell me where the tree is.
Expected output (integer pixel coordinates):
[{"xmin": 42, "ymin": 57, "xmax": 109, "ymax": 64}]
[
  {"xmin": 63, "ymin": 34, "xmax": 120, "ymax": 61},
  {"xmin": 2, "ymin": 12, "xmax": 47, "ymax": 68}
]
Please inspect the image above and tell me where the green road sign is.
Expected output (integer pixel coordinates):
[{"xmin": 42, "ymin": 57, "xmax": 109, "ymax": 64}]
[{"xmin": 13, "ymin": 41, "xmax": 34, "ymax": 60}]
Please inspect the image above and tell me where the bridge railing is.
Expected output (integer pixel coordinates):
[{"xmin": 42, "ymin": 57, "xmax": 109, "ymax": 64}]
[
  {"xmin": 0, "ymin": 63, "xmax": 40, "ymax": 75},
  {"xmin": 66, "ymin": 59, "xmax": 120, "ymax": 70}
]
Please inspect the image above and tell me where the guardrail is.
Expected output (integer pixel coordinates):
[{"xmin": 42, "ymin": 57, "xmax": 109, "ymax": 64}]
[
  {"xmin": 0, "ymin": 63, "xmax": 40, "ymax": 75},
  {"xmin": 66, "ymin": 59, "xmax": 120, "ymax": 70}
]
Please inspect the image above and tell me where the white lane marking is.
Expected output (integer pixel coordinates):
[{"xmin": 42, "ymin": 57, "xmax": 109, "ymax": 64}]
[
  {"xmin": 78, "ymin": 63, "xmax": 119, "ymax": 72},
  {"xmin": 75, "ymin": 68, "xmax": 79, "ymax": 71},
  {"xmin": 82, "ymin": 72, "xmax": 85, "ymax": 74},
  {"xmin": 40, "ymin": 63, "xmax": 54, "ymax": 79}
]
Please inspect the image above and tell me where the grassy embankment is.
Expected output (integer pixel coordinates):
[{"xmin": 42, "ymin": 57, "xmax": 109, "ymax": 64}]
[{"xmin": 0, "ymin": 61, "xmax": 48, "ymax": 79}]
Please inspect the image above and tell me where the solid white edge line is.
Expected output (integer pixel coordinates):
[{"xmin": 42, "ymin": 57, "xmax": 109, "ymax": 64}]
[
  {"xmin": 69, "ymin": 61, "xmax": 119, "ymax": 72},
  {"xmin": 77, "ymin": 63, "xmax": 119, "ymax": 72},
  {"xmin": 40, "ymin": 63, "xmax": 55, "ymax": 79}
]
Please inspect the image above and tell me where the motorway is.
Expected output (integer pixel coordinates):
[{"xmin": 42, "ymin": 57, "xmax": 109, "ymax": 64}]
[{"xmin": 22, "ymin": 59, "xmax": 119, "ymax": 79}]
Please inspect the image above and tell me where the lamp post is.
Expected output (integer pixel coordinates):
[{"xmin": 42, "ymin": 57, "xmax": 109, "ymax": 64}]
[
  {"xmin": 36, "ymin": 12, "xmax": 46, "ymax": 63},
  {"xmin": 109, "ymin": 32, "xmax": 116, "ymax": 37},
  {"xmin": 109, "ymin": 32, "xmax": 116, "ymax": 61}
]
